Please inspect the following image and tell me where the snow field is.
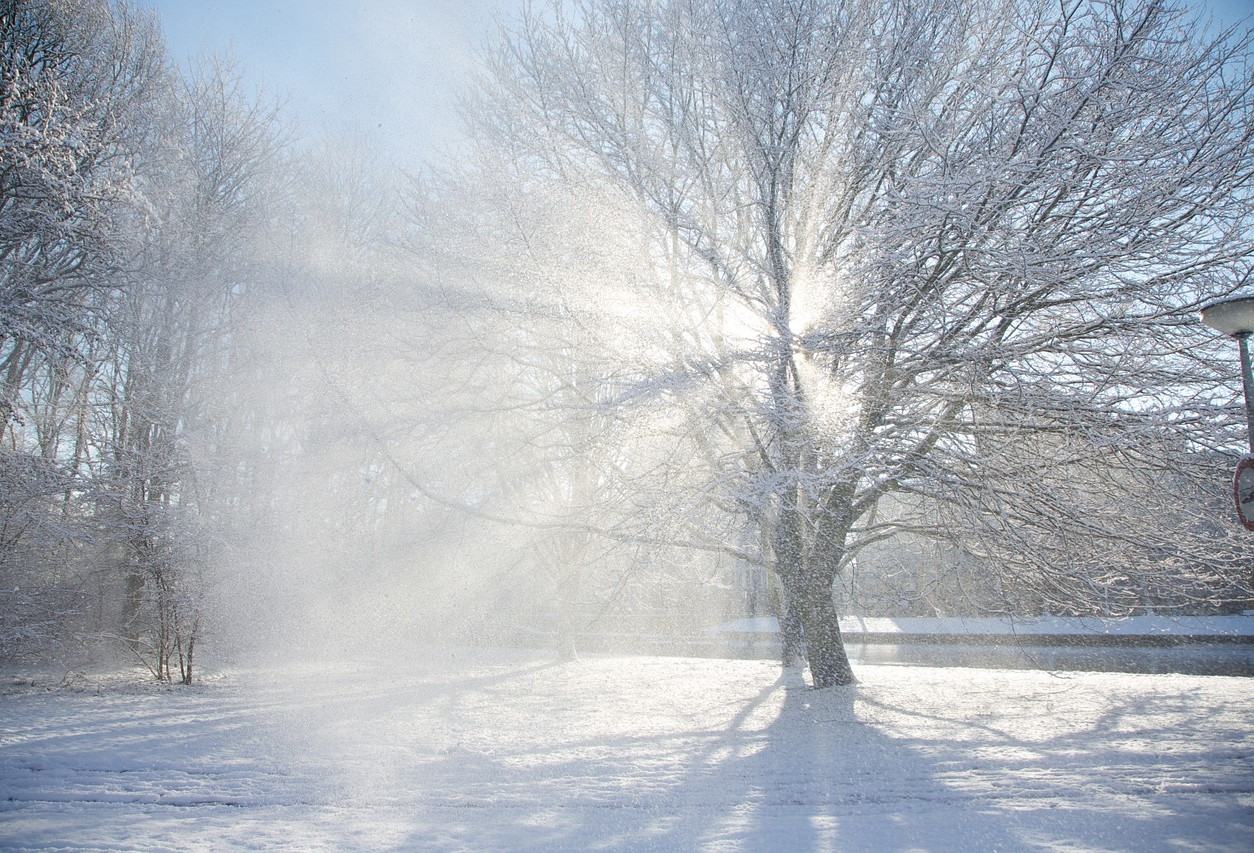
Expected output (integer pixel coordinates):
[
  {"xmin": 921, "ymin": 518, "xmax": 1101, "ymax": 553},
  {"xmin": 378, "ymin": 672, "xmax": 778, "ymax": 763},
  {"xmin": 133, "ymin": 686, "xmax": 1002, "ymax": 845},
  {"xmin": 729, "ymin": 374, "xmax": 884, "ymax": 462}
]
[{"xmin": 1, "ymin": 652, "xmax": 1252, "ymax": 851}]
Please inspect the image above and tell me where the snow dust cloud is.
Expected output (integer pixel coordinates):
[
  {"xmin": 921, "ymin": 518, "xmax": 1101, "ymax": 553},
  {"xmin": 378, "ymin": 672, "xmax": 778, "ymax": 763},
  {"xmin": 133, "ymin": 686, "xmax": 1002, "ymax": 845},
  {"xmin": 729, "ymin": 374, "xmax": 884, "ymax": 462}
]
[{"xmin": 197, "ymin": 165, "xmax": 758, "ymax": 676}]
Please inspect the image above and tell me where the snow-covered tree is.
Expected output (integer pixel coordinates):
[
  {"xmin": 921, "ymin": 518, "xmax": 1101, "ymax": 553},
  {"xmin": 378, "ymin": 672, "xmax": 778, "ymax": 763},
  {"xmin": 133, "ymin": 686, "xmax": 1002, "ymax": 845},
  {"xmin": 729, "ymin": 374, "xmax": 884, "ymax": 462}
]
[
  {"xmin": 0, "ymin": 2, "xmax": 289, "ymax": 680},
  {"xmin": 470, "ymin": 0, "xmax": 1254, "ymax": 686},
  {"xmin": 0, "ymin": 0, "xmax": 162, "ymax": 390},
  {"xmin": 96, "ymin": 55, "xmax": 283, "ymax": 682},
  {"xmin": 0, "ymin": 0, "xmax": 166, "ymax": 664}
]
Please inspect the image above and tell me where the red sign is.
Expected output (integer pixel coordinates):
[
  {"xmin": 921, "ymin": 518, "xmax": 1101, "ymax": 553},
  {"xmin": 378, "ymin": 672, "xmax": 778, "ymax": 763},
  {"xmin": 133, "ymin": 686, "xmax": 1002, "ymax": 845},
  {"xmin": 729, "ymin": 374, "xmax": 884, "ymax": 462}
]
[{"xmin": 1236, "ymin": 457, "xmax": 1254, "ymax": 532}]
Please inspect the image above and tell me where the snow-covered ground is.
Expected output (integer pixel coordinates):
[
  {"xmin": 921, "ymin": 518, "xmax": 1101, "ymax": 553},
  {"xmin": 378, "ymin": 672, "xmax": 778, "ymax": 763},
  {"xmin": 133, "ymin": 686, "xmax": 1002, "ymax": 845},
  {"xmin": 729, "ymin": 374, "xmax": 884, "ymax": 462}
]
[{"xmin": 2, "ymin": 651, "xmax": 1252, "ymax": 851}]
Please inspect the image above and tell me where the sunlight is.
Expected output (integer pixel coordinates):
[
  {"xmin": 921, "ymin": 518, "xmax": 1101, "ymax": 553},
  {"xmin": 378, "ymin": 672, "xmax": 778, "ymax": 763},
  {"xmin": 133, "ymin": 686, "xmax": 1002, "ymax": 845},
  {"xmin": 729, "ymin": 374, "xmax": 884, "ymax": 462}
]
[
  {"xmin": 794, "ymin": 356, "xmax": 861, "ymax": 439},
  {"xmin": 788, "ymin": 263, "xmax": 865, "ymax": 439},
  {"xmin": 6, "ymin": 0, "xmax": 1253, "ymax": 847}
]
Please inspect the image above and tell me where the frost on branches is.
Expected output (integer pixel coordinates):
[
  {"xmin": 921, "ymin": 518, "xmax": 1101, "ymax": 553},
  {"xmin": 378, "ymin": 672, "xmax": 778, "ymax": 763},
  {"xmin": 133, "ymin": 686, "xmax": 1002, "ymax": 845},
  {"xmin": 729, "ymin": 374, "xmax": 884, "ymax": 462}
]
[
  {"xmin": 0, "ymin": 1, "xmax": 282, "ymax": 681},
  {"xmin": 460, "ymin": 0, "xmax": 1254, "ymax": 686}
]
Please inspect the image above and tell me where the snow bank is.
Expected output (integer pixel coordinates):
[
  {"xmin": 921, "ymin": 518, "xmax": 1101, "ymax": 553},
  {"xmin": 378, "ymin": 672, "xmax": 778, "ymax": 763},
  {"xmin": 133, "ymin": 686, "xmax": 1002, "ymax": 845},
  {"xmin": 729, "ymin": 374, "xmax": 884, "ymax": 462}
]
[{"xmin": 714, "ymin": 613, "xmax": 1254, "ymax": 639}]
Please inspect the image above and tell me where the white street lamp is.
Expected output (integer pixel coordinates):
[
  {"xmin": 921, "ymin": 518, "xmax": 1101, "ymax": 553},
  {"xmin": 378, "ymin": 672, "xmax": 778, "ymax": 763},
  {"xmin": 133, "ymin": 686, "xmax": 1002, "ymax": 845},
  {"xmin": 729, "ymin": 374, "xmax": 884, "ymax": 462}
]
[
  {"xmin": 1201, "ymin": 296, "xmax": 1254, "ymax": 455},
  {"xmin": 1200, "ymin": 295, "xmax": 1254, "ymax": 532}
]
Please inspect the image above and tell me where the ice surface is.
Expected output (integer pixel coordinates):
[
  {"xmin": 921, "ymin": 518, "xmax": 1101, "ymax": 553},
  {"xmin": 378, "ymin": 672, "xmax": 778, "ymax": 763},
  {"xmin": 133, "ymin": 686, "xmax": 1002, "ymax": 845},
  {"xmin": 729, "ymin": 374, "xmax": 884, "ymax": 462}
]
[{"xmin": 2, "ymin": 652, "xmax": 1252, "ymax": 851}]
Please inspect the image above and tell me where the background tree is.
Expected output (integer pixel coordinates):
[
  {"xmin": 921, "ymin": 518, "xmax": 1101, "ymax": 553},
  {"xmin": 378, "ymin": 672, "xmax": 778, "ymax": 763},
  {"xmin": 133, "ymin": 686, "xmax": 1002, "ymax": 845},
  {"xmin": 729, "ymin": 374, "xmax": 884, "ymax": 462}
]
[
  {"xmin": 0, "ymin": 0, "xmax": 166, "ymax": 665},
  {"xmin": 95, "ymin": 55, "xmax": 283, "ymax": 682},
  {"xmin": 0, "ymin": 0, "xmax": 162, "ymax": 370},
  {"xmin": 0, "ymin": 2, "xmax": 287, "ymax": 681}
]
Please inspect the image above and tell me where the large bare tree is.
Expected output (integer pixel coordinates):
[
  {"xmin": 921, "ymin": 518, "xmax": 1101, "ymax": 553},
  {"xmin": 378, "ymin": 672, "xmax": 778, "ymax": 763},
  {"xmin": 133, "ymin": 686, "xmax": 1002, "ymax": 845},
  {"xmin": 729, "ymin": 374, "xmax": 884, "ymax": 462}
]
[{"xmin": 469, "ymin": 0, "xmax": 1254, "ymax": 686}]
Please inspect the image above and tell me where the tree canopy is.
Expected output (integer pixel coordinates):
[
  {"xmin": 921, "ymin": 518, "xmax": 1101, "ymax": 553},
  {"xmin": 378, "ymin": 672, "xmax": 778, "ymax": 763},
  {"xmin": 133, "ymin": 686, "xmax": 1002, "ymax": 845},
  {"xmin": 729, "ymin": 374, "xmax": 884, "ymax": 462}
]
[{"xmin": 456, "ymin": 0, "xmax": 1254, "ymax": 685}]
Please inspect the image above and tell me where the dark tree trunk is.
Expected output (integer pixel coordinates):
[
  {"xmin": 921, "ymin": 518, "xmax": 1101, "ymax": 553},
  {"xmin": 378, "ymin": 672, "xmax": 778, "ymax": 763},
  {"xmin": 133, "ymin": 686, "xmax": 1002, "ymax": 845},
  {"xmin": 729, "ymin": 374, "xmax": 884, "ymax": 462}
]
[
  {"xmin": 772, "ymin": 498, "xmax": 807, "ymax": 667},
  {"xmin": 179, "ymin": 626, "xmax": 195, "ymax": 685},
  {"xmin": 799, "ymin": 575, "xmax": 856, "ymax": 688},
  {"xmin": 779, "ymin": 595, "xmax": 805, "ymax": 668},
  {"xmin": 778, "ymin": 567, "xmax": 856, "ymax": 688},
  {"xmin": 773, "ymin": 500, "xmax": 856, "ymax": 687}
]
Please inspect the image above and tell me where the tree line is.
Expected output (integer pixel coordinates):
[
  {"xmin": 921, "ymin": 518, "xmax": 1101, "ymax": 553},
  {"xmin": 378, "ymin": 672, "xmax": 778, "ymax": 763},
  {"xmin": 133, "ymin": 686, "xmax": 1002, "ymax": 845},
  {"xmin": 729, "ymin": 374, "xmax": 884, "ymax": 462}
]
[{"xmin": 2, "ymin": 0, "xmax": 1252, "ymax": 688}]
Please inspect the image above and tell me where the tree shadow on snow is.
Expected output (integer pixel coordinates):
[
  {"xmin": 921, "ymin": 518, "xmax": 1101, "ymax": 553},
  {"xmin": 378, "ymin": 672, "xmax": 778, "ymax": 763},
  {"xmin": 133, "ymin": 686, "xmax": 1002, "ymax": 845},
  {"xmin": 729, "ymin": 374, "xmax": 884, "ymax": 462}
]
[
  {"xmin": 384, "ymin": 661, "xmax": 1253, "ymax": 852},
  {"xmin": 388, "ymin": 665, "xmax": 1023, "ymax": 852},
  {"xmin": 627, "ymin": 671, "xmax": 1023, "ymax": 852}
]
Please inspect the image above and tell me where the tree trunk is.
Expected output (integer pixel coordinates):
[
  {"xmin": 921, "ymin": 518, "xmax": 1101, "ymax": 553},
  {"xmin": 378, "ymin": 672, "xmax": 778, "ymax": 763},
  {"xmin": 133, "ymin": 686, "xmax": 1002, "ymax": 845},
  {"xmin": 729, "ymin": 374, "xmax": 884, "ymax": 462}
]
[
  {"xmin": 779, "ymin": 594, "xmax": 805, "ymax": 668},
  {"xmin": 778, "ymin": 566, "xmax": 856, "ymax": 688},
  {"xmin": 798, "ymin": 574, "xmax": 856, "ymax": 688},
  {"xmin": 772, "ymin": 497, "xmax": 807, "ymax": 667},
  {"xmin": 178, "ymin": 622, "xmax": 196, "ymax": 685},
  {"xmin": 773, "ymin": 498, "xmax": 855, "ymax": 686}
]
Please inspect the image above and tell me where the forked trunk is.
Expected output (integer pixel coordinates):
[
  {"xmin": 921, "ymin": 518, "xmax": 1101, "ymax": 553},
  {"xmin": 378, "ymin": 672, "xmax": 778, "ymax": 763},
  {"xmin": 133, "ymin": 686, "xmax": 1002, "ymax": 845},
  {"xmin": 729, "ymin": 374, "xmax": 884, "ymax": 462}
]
[
  {"xmin": 780, "ymin": 568, "xmax": 857, "ymax": 688},
  {"xmin": 773, "ymin": 489, "xmax": 857, "ymax": 686},
  {"xmin": 799, "ymin": 586, "xmax": 856, "ymax": 688}
]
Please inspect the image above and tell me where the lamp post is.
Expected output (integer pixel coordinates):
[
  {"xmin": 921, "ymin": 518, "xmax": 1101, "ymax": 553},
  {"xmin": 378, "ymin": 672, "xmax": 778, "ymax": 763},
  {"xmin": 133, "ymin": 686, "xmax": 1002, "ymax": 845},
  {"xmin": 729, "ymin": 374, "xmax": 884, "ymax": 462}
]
[
  {"xmin": 1200, "ymin": 295, "xmax": 1254, "ymax": 532},
  {"xmin": 1201, "ymin": 296, "xmax": 1254, "ymax": 454}
]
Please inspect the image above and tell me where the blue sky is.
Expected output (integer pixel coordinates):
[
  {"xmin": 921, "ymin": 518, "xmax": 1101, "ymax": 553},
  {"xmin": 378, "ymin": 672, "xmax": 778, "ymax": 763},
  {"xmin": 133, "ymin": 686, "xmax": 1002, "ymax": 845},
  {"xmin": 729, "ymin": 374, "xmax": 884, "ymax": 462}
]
[
  {"xmin": 146, "ymin": 0, "xmax": 1253, "ymax": 170},
  {"xmin": 146, "ymin": 0, "xmax": 519, "ymax": 167}
]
